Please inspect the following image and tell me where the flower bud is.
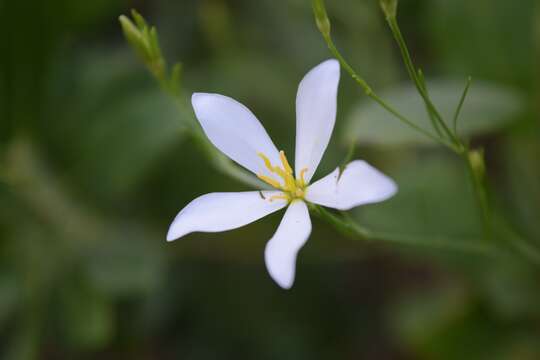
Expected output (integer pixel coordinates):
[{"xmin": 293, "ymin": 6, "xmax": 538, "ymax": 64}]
[
  {"xmin": 118, "ymin": 14, "xmax": 152, "ymax": 64},
  {"xmin": 468, "ymin": 149, "xmax": 486, "ymax": 180},
  {"xmin": 312, "ymin": 0, "xmax": 331, "ymax": 38}
]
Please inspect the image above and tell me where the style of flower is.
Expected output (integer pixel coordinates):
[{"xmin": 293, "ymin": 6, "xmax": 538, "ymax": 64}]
[{"xmin": 167, "ymin": 59, "xmax": 397, "ymax": 289}]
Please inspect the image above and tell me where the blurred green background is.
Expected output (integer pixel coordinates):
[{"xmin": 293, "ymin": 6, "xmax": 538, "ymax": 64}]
[{"xmin": 1, "ymin": 0, "xmax": 540, "ymax": 359}]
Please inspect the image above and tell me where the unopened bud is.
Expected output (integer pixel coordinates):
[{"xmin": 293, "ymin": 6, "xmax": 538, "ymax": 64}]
[
  {"xmin": 312, "ymin": 0, "xmax": 331, "ymax": 38},
  {"xmin": 119, "ymin": 14, "xmax": 152, "ymax": 63},
  {"xmin": 468, "ymin": 149, "xmax": 486, "ymax": 180}
]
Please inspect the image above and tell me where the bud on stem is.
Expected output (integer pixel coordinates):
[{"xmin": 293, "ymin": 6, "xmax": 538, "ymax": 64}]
[
  {"xmin": 312, "ymin": 0, "xmax": 331, "ymax": 39},
  {"xmin": 468, "ymin": 149, "xmax": 486, "ymax": 181},
  {"xmin": 119, "ymin": 14, "xmax": 152, "ymax": 64}
]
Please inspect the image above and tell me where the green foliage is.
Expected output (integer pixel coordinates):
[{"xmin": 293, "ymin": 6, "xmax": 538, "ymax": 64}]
[
  {"xmin": 59, "ymin": 279, "xmax": 114, "ymax": 350},
  {"xmin": 0, "ymin": 0, "xmax": 539, "ymax": 359},
  {"xmin": 427, "ymin": 0, "xmax": 536, "ymax": 87}
]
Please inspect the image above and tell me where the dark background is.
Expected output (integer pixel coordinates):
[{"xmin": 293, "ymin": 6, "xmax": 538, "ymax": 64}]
[{"xmin": 1, "ymin": 0, "xmax": 539, "ymax": 359}]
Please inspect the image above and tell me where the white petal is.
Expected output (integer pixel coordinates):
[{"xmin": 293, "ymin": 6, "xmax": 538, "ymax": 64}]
[
  {"xmin": 305, "ymin": 160, "xmax": 397, "ymax": 210},
  {"xmin": 294, "ymin": 59, "xmax": 340, "ymax": 183},
  {"xmin": 167, "ymin": 191, "xmax": 287, "ymax": 241},
  {"xmin": 192, "ymin": 93, "xmax": 281, "ymax": 178},
  {"xmin": 264, "ymin": 200, "xmax": 311, "ymax": 289}
]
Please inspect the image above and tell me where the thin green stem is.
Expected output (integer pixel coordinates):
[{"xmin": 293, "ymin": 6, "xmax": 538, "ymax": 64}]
[
  {"xmin": 386, "ymin": 17, "xmax": 459, "ymax": 146},
  {"xmin": 310, "ymin": 205, "xmax": 501, "ymax": 257},
  {"xmin": 453, "ymin": 76, "xmax": 472, "ymax": 136},
  {"xmin": 417, "ymin": 69, "xmax": 444, "ymax": 137},
  {"xmin": 339, "ymin": 141, "xmax": 356, "ymax": 173},
  {"xmin": 323, "ymin": 36, "xmax": 457, "ymax": 150},
  {"xmin": 462, "ymin": 149, "xmax": 491, "ymax": 240},
  {"xmin": 387, "ymin": 20, "xmax": 439, "ymax": 125},
  {"xmin": 310, "ymin": 204, "xmax": 370, "ymax": 238}
]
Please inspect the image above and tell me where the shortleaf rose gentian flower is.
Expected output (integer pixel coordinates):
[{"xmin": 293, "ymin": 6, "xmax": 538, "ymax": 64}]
[{"xmin": 167, "ymin": 59, "xmax": 397, "ymax": 289}]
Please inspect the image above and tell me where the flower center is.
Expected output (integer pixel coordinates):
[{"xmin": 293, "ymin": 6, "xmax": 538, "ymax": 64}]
[{"xmin": 257, "ymin": 151, "xmax": 308, "ymax": 202}]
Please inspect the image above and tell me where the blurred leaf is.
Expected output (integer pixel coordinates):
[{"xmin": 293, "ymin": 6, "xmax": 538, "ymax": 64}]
[
  {"xmin": 500, "ymin": 137, "xmax": 540, "ymax": 241},
  {"xmin": 60, "ymin": 280, "xmax": 113, "ymax": 350},
  {"xmin": 344, "ymin": 79, "xmax": 523, "ymax": 146},
  {"xmin": 4, "ymin": 318, "xmax": 40, "ymax": 360},
  {"xmin": 76, "ymin": 90, "xmax": 183, "ymax": 197},
  {"xmin": 354, "ymin": 154, "xmax": 482, "ymax": 237},
  {"xmin": 65, "ymin": 0, "xmax": 124, "ymax": 30},
  {"xmin": 85, "ymin": 225, "xmax": 166, "ymax": 297},
  {"xmin": 478, "ymin": 262, "xmax": 540, "ymax": 319},
  {"xmin": 389, "ymin": 288, "xmax": 533, "ymax": 360},
  {"xmin": 47, "ymin": 50, "xmax": 186, "ymax": 199},
  {"xmin": 388, "ymin": 285, "xmax": 468, "ymax": 348}
]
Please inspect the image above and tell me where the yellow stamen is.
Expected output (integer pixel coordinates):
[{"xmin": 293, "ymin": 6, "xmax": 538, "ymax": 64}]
[
  {"xmin": 256, "ymin": 150, "xmax": 308, "ymax": 203},
  {"xmin": 257, "ymin": 152, "xmax": 275, "ymax": 173},
  {"xmin": 297, "ymin": 167, "xmax": 308, "ymax": 187},
  {"xmin": 279, "ymin": 150, "xmax": 293, "ymax": 174},
  {"xmin": 257, "ymin": 174, "xmax": 282, "ymax": 189}
]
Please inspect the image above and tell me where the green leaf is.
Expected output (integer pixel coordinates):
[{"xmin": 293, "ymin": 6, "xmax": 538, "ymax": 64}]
[
  {"xmin": 344, "ymin": 78, "xmax": 523, "ymax": 146},
  {"xmin": 353, "ymin": 154, "xmax": 482, "ymax": 237}
]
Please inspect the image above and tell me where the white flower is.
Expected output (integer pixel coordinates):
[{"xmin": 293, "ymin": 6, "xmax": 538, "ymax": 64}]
[{"xmin": 167, "ymin": 59, "xmax": 397, "ymax": 289}]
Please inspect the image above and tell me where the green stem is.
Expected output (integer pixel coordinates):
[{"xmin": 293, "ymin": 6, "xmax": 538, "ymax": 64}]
[
  {"xmin": 417, "ymin": 69, "xmax": 444, "ymax": 137},
  {"xmin": 462, "ymin": 149, "xmax": 491, "ymax": 241},
  {"xmin": 323, "ymin": 36, "xmax": 457, "ymax": 150},
  {"xmin": 453, "ymin": 76, "xmax": 472, "ymax": 136},
  {"xmin": 310, "ymin": 204, "xmax": 370, "ymax": 238},
  {"xmin": 339, "ymin": 141, "xmax": 356, "ymax": 173},
  {"xmin": 385, "ymin": 17, "xmax": 459, "ymax": 146},
  {"xmin": 310, "ymin": 205, "xmax": 501, "ymax": 257}
]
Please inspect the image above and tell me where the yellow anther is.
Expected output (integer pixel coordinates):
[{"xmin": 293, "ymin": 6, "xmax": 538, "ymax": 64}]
[
  {"xmin": 257, "ymin": 174, "xmax": 282, "ymax": 189},
  {"xmin": 279, "ymin": 150, "xmax": 293, "ymax": 175}
]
